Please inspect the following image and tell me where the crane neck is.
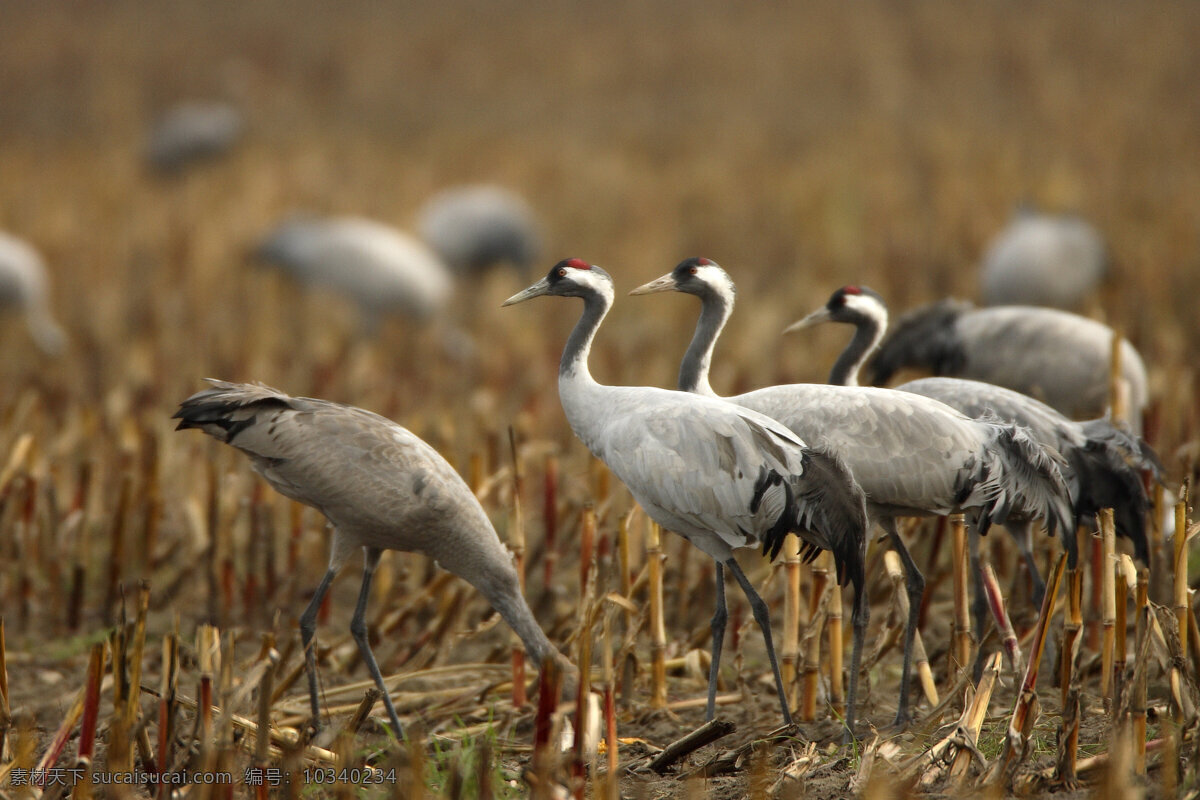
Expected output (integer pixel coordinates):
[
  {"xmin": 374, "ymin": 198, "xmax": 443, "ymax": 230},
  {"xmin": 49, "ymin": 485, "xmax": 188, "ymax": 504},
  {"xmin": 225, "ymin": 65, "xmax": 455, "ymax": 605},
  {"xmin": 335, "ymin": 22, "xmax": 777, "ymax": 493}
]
[
  {"xmin": 829, "ymin": 316, "xmax": 885, "ymax": 387},
  {"xmin": 678, "ymin": 289, "xmax": 731, "ymax": 398},
  {"xmin": 558, "ymin": 288, "xmax": 611, "ymax": 385}
]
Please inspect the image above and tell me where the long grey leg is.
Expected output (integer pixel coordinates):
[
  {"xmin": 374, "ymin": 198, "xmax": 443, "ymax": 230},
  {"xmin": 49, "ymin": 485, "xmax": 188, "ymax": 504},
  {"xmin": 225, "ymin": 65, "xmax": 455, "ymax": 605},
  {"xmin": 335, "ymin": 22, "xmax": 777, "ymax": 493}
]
[
  {"xmin": 1004, "ymin": 520, "xmax": 1046, "ymax": 608},
  {"xmin": 349, "ymin": 547, "xmax": 404, "ymax": 736},
  {"xmin": 844, "ymin": 571, "xmax": 869, "ymax": 742},
  {"xmin": 882, "ymin": 517, "xmax": 924, "ymax": 728},
  {"xmin": 299, "ymin": 567, "xmax": 337, "ymax": 731},
  {"xmin": 706, "ymin": 562, "xmax": 728, "ymax": 721},
  {"xmin": 725, "ymin": 558, "xmax": 793, "ymax": 726}
]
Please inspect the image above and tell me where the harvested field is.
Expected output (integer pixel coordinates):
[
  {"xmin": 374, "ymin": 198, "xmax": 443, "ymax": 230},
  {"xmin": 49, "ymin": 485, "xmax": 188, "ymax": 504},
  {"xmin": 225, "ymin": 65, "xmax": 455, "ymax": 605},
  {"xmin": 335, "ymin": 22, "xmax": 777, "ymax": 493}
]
[{"xmin": 1, "ymin": 2, "xmax": 1198, "ymax": 797}]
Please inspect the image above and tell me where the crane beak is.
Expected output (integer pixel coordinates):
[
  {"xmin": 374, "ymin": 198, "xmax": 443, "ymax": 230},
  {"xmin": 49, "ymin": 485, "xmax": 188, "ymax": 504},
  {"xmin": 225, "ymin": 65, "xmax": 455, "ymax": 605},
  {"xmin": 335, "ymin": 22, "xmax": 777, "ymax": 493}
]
[
  {"xmin": 628, "ymin": 273, "xmax": 676, "ymax": 296},
  {"xmin": 783, "ymin": 307, "xmax": 832, "ymax": 334},
  {"xmin": 502, "ymin": 277, "xmax": 551, "ymax": 306}
]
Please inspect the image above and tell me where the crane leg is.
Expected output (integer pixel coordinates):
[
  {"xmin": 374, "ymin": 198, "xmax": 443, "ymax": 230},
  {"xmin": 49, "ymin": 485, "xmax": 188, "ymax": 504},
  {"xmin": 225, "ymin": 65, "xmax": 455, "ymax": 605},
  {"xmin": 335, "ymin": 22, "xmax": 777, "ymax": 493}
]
[
  {"xmin": 706, "ymin": 562, "xmax": 728, "ymax": 721},
  {"xmin": 882, "ymin": 518, "xmax": 924, "ymax": 729},
  {"xmin": 299, "ymin": 567, "xmax": 337, "ymax": 732},
  {"xmin": 1003, "ymin": 520, "xmax": 1047, "ymax": 608},
  {"xmin": 725, "ymin": 558, "xmax": 793, "ymax": 726},
  {"xmin": 844, "ymin": 574, "xmax": 869, "ymax": 743},
  {"xmin": 349, "ymin": 547, "xmax": 404, "ymax": 736}
]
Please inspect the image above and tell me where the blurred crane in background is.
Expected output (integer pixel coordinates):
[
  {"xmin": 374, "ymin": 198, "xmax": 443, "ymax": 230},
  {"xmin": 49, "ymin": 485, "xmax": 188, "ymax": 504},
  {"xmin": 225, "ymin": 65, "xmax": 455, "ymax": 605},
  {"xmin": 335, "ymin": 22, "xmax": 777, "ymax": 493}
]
[
  {"xmin": 254, "ymin": 215, "xmax": 452, "ymax": 332},
  {"xmin": 145, "ymin": 100, "xmax": 245, "ymax": 174},
  {"xmin": 980, "ymin": 207, "xmax": 1108, "ymax": 310},
  {"xmin": 418, "ymin": 184, "xmax": 543, "ymax": 276},
  {"xmin": 0, "ymin": 231, "xmax": 67, "ymax": 356}
]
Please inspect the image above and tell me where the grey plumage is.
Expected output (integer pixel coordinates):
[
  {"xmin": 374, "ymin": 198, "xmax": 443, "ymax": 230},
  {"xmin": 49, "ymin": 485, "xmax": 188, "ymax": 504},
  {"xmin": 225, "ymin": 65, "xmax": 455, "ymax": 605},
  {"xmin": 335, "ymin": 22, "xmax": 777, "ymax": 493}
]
[
  {"xmin": 633, "ymin": 258, "xmax": 1074, "ymax": 726},
  {"xmin": 0, "ymin": 231, "xmax": 67, "ymax": 355},
  {"xmin": 146, "ymin": 101, "xmax": 244, "ymax": 174},
  {"xmin": 417, "ymin": 185, "xmax": 543, "ymax": 275},
  {"xmin": 505, "ymin": 259, "xmax": 870, "ymax": 735},
  {"xmin": 868, "ymin": 299, "xmax": 1147, "ymax": 431},
  {"xmin": 793, "ymin": 283, "xmax": 1160, "ymax": 676},
  {"xmin": 980, "ymin": 208, "xmax": 1108, "ymax": 309},
  {"xmin": 255, "ymin": 215, "xmax": 452, "ymax": 327},
  {"xmin": 174, "ymin": 379, "xmax": 562, "ymax": 735},
  {"xmin": 901, "ymin": 377, "xmax": 1157, "ymax": 567}
]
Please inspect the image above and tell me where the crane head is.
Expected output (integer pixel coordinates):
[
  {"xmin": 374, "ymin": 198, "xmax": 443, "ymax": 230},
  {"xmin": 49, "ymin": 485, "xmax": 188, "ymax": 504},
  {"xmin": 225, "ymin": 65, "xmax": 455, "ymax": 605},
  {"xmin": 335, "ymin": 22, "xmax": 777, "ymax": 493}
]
[
  {"xmin": 502, "ymin": 258, "xmax": 613, "ymax": 305},
  {"xmin": 628, "ymin": 257, "xmax": 736, "ymax": 301},
  {"xmin": 785, "ymin": 284, "xmax": 887, "ymax": 335}
]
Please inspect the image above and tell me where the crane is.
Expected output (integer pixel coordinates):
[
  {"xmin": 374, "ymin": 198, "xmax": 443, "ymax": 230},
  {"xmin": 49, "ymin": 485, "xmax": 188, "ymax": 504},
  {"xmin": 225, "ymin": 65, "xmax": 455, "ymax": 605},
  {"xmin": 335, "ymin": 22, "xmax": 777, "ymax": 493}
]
[
  {"xmin": 503, "ymin": 259, "xmax": 871, "ymax": 735},
  {"xmin": 417, "ymin": 185, "xmax": 543, "ymax": 276},
  {"xmin": 0, "ymin": 231, "xmax": 67, "ymax": 355},
  {"xmin": 631, "ymin": 258, "xmax": 1073, "ymax": 726},
  {"xmin": 867, "ymin": 298, "xmax": 1147, "ymax": 432},
  {"xmin": 254, "ymin": 215, "xmax": 452, "ymax": 331},
  {"xmin": 174, "ymin": 380, "xmax": 564, "ymax": 735},
  {"xmin": 980, "ymin": 207, "xmax": 1107, "ymax": 309},
  {"xmin": 789, "ymin": 284, "xmax": 1159, "ymax": 667},
  {"xmin": 145, "ymin": 100, "xmax": 244, "ymax": 174}
]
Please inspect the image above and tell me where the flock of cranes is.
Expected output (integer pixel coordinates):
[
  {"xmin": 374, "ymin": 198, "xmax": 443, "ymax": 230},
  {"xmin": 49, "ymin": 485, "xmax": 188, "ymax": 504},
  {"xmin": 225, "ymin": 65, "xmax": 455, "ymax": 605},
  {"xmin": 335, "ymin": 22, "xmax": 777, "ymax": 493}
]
[
  {"xmin": 1, "ymin": 106, "xmax": 1158, "ymax": 739},
  {"xmin": 172, "ymin": 244, "xmax": 1158, "ymax": 742}
]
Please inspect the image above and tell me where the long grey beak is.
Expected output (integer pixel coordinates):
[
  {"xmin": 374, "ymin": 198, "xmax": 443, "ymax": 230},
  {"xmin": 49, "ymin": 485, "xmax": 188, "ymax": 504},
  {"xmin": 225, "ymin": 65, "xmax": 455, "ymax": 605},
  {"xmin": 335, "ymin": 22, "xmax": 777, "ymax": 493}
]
[
  {"xmin": 628, "ymin": 273, "xmax": 676, "ymax": 296},
  {"xmin": 502, "ymin": 277, "xmax": 552, "ymax": 306},
  {"xmin": 783, "ymin": 307, "xmax": 833, "ymax": 334}
]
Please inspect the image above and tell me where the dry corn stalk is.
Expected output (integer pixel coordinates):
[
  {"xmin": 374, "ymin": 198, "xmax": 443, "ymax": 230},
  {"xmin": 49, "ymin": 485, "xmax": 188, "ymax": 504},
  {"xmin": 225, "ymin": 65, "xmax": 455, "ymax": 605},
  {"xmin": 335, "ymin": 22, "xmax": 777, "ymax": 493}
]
[
  {"xmin": 1061, "ymin": 561, "xmax": 1084, "ymax": 709},
  {"xmin": 1099, "ymin": 509, "xmax": 1117, "ymax": 701},
  {"xmin": 781, "ymin": 533, "xmax": 801, "ymax": 710},
  {"xmin": 74, "ymin": 641, "xmax": 108, "ymax": 799},
  {"xmin": 981, "ymin": 562, "xmax": 1021, "ymax": 671},
  {"xmin": 801, "ymin": 554, "xmax": 829, "ymax": 721},
  {"xmin": 990, "ymin": 553, "xmax": 1066, "ymax": 787},
  {"xmin": 901, "ymin": 651, "xmax": 1002, "ymax": 788},
  {"xmin": 602, "ymin": 612, "xmax": 618, "ymax": 800},
  {"xmin": 531, "ymin": 657, "xmax": 563, "ymax": 798},
  {"xmin": 617, "ymin": 510, "xmax": 637, "ymax": 708},
  {"xmin": 647, "ymin": 520, "xmax": 667, "ymax": 708},
  {"xmin": 1113, "ymin": 554, "xmax": 1131, "ymax": 708},
  {"xmin": 949, "ymin": 652, "xmax": 1002, "ymax": 784},
  {"xmin": 0, "ymin": 617, "xmax": 9, "ymax": 762},
  {"xmin": 1173, "ymin": 491, "xmax": 1189, "ymax": 672},
  {"xmin": 1133, "ymin": 567, "xmax": 1149, "ymax": 775},
  {"xmin": 951, "ymin": 514, "xmax": 972, "ymax": 682},
  {"xmin": 1109, "ymin": 328, "xmax": 1127, "ymax": 427}
]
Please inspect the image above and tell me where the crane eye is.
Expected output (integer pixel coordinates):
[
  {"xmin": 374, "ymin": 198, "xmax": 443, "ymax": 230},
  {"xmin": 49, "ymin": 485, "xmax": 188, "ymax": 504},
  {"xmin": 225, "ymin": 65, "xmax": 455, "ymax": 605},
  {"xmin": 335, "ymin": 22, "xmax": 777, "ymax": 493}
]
[
  {"xmin": 557, "ymin": 268, "xmax": 567, "ymax": 277},
  {"xmin": 688, "ymin": 266, "xmax": 698, "ymax": 275}
]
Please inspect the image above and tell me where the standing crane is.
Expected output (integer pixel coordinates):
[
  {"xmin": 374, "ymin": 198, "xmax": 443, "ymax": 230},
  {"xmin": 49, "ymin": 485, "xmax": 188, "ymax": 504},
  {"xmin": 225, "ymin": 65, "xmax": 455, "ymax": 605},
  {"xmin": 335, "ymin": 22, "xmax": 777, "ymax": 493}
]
[
  {"xmin": 174, "ymin": 380, "xmax": 565, "ymax": 735},
  {"xmin": 0, "ymin": 231, "xmax": 67, "ymax": 356},
  {"xmin": 980, "ymin": 207, "xmax": 1108, "ymax": 310},
  {"xmin": 254, "ymin": 215, "xmax": 452, "ymax": 331},
  {"xmin": 867, "ymin": 298, "xmax": 1147, "ymax": 432},
  {"xmin": 417, "ymin": 185, "xmax": 543, "ymax": 276},
  {"xmin": 145, "ymin": 100, "xmax": 244, "ymax": 174},
  {"xmin": 631, "ymin": 258, "xmax": 1073, "ymax": 727},
  {"xmin": 789, "ymin": 285, "xmax": 1159, "ymax": 666},
  {"xmin": 503, "ymin": 259, "xmax": 871, "ymax": 735}
]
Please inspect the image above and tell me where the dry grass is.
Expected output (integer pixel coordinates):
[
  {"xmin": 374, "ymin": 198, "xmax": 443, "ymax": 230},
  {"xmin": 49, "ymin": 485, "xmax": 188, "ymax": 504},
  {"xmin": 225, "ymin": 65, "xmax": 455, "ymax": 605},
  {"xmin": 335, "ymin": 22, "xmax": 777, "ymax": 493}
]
[{"xmin": 1, "ymin": 1, "xmax": 1199, "ymax": 797}]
